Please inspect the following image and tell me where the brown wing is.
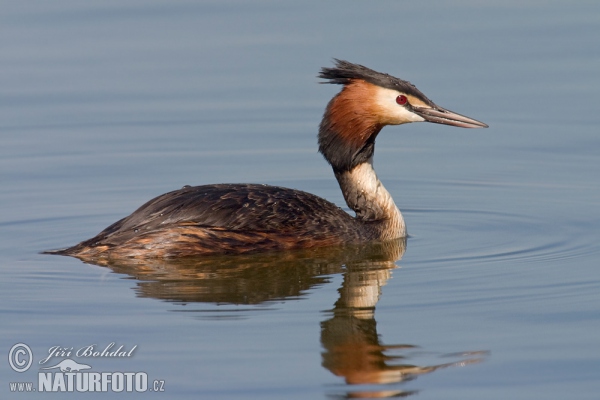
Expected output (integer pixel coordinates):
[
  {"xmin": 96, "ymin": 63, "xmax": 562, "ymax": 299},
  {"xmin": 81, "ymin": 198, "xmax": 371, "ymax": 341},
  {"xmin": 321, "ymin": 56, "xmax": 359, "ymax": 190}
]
[{"xmin": 68, "ymin": 184, "xmax": 361, "ymax": 254}]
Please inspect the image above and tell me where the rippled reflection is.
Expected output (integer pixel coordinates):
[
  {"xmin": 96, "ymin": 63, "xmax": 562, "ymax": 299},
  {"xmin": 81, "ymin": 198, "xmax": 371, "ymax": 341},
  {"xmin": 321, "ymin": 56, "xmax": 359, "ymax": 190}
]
[
  {"xmin": 321, "ymin": 246, "xmax": 485, "ymax": 398},
  {"xmin": 72, "ymin": 239, "xmax": 485, "ymax": 396}
]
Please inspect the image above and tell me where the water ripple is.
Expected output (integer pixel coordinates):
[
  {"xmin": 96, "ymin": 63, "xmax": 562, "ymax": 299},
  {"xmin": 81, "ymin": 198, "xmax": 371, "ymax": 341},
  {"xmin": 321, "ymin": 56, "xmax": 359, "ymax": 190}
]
[{"xmin": 406, "ymin": 208, "xmax": 599, "ymax": 267}]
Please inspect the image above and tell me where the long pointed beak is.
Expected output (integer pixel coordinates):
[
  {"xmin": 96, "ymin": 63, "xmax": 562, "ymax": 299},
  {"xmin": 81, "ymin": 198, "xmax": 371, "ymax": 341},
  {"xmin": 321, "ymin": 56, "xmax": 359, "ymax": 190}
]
[{"xmin": 413, "ymin": 106, "xmax": 488, "ymax": 128}]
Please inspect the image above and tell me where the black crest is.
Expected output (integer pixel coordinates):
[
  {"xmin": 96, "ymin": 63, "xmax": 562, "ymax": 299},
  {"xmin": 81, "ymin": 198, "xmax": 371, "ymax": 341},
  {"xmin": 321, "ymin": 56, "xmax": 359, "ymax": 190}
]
[{"xmin": 319, "ymin": 59, "xmax": 434, "ymax": 107}]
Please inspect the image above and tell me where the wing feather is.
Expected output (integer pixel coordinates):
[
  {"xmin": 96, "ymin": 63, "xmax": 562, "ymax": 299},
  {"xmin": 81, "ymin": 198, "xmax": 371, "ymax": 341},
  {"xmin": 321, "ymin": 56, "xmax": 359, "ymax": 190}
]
[{"xmin": 89, "ymin": 184, "xmax": 358, "ymax": 247}]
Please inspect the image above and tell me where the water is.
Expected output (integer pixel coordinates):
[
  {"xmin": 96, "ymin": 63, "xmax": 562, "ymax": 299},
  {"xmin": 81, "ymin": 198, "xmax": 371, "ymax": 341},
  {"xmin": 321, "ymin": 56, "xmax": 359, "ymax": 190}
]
[{"xmin": 2, "ymin": 1, "xmax": 600, "ymax": 398}]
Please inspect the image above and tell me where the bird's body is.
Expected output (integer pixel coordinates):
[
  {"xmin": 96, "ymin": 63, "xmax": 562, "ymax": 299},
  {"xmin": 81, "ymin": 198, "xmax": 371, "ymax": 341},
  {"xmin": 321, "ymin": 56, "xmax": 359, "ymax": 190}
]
[
  {"xmin": 50, "ymin": 60, "xmax": 487, "ymax": 259},
  {"xmin": 64, "ymin": 184, "xmax": 367, "ymax": 258}
]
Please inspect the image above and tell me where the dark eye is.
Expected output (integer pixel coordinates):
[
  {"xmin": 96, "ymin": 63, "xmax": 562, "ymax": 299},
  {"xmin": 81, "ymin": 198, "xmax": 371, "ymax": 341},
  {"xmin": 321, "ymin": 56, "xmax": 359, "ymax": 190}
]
[{"xmin": 396, "ymin": 95, "xmax": 408, "ymax": 105}]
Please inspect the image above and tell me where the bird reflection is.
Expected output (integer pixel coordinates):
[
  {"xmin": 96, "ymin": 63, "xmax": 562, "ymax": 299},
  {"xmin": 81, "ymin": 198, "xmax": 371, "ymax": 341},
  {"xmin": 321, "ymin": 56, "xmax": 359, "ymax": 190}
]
[
  {"xmin": 72, "ymin": 239, "xmax": 485, "ymax": 397},
  {"xmin": 320, "ymin": 244, "xmax": 484, "ymax": 398}
]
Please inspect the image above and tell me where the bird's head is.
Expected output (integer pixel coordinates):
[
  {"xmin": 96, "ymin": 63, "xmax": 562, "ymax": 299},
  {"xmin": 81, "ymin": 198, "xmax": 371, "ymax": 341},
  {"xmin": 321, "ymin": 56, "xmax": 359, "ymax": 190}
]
[{"xmin": 318, "ymin": 59, "xmax": 487, "ymax": 172}]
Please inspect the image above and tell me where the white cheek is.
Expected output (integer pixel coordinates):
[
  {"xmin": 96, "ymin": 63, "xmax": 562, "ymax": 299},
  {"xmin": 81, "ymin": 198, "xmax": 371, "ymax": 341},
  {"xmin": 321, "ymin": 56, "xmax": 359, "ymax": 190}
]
[
  {"xmin": 393, "ymin": 106, "xmax": 425, "ymax": 123},
  {"xmin": 374, "ymin": 87, "xmax": 425, "ymax": 124}
]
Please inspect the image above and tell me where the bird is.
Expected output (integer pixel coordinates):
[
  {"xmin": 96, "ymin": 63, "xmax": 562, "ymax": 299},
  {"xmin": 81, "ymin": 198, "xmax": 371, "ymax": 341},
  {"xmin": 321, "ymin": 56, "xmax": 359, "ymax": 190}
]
[{"xmin": 49, "ymin": 60, "xmax": 487, "ymax": 259}]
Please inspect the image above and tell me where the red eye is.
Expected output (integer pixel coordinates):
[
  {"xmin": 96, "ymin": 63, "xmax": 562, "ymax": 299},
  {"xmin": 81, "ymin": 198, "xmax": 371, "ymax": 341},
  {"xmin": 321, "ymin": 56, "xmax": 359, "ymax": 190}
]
[{"xmin": 396, "ymin": 95, "xmax": 408, "ymax": 105}]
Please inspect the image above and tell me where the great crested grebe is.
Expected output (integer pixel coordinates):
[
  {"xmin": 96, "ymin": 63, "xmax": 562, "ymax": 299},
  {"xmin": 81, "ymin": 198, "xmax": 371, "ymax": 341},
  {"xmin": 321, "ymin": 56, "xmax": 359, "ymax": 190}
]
[{"xmin": 50, "ymin": 60, "xmax": 487, "ymax": 259}]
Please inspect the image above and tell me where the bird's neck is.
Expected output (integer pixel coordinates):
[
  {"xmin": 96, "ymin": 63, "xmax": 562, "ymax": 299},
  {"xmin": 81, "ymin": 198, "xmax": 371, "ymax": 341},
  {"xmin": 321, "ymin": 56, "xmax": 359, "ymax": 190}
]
[{"xmin": 334, "ymin": 159, "xmax": 406, "ymax": 240}]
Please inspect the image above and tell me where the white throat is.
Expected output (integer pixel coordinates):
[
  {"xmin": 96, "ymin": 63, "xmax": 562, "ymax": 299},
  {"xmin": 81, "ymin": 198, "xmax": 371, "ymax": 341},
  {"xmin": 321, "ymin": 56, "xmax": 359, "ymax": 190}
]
[{"xmin": 334, "ymin": 158, "xmax": 406, "ymax": 239}]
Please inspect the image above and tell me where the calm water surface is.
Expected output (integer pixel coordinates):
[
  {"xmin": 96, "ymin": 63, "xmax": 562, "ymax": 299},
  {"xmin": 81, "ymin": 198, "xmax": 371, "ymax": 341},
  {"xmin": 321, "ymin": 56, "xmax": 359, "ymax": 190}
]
[{"xmin": 1, "ymin": 1, "xmax": 599, "ymax": 399}]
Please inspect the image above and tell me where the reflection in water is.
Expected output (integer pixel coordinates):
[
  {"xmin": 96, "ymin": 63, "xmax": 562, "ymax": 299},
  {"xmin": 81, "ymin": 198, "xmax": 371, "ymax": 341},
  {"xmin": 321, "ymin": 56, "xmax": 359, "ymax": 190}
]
[
  {"xmin": 74, "ymin": 239, "xmax": 485, "ymax": 397},
  {"xmin": 321, "ymin": 242, "xmax": 485, "ymax": 398}
]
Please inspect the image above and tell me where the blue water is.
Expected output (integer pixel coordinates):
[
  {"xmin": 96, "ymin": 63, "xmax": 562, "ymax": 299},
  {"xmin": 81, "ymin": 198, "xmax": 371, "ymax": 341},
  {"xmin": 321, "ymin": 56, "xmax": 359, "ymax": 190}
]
[{"xmin": 1, "ymin": 1, "xmax": 599, "ymax": 399}]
